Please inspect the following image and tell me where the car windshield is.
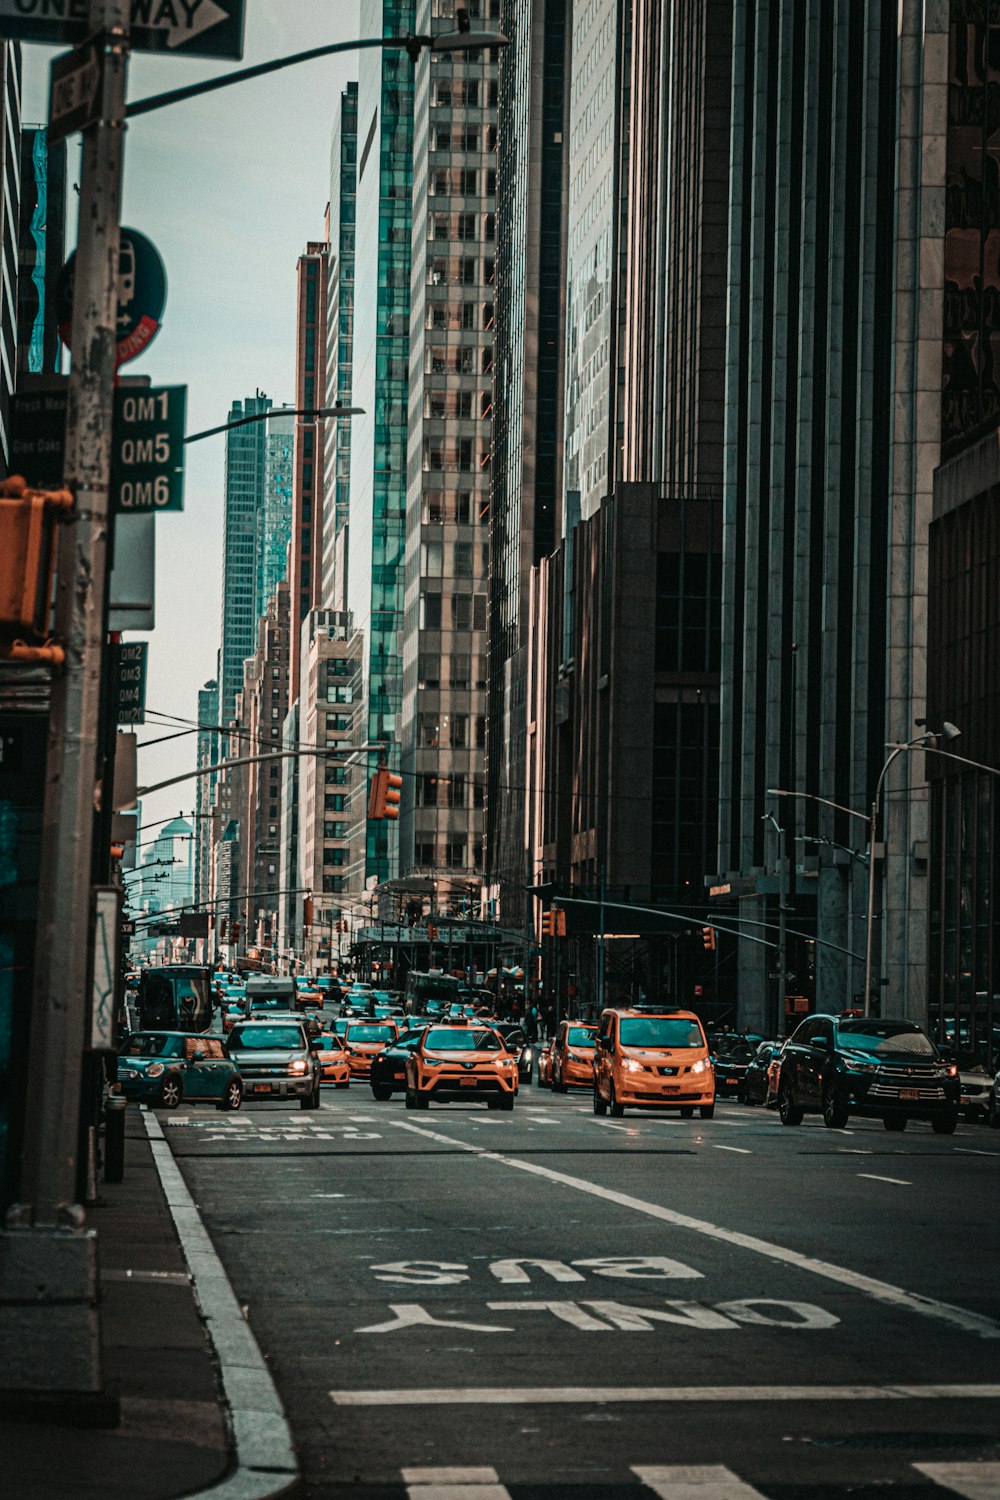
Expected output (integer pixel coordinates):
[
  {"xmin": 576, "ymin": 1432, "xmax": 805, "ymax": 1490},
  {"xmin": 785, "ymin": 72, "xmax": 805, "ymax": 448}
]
[
  {"xmin": 425, "ymin": 1027, "xmax": 501, "ymax": 1051},
  {"xmin": 332, "ymin": 1019, "xmax": 350, "ymax": 1035},
  {"xmin": 249, "ymin": 997, "xmax": 287, "ymax": 1013},
  {"xmin": 347, "ymin": 1025, "xmax": 395, "ymax": 1043},
  {"xmin": 567, "ymin": 1027, "xmax": 596, "ymax": 1048},
  {"xmin": 122, "ymin": 1033, "xmax": 183, "ymax": 1058},
  {"xmin": 315, "ymin": 1035, "xmax": 341, "ymax": 1051},
  {"xmin": 714, "ymin": 1038, "xmax": 755, "ymax": 1061},
  {"xmin": 838, "ymin": 1021, "xmax": 936, "ymax": 1057},
  {"xmin": 619, "ymin": 1017, "xmax": 705, "ymax": 1049},
  {"xmin": 229, "ymin": 1026, "xmax": 303, "ymax": 1050}
]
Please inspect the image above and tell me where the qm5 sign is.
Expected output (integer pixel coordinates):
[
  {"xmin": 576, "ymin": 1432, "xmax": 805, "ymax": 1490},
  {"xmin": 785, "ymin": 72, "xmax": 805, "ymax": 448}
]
[{"xmin": 57, "ymin": 227, "xmax": 167, "ymax": 368}]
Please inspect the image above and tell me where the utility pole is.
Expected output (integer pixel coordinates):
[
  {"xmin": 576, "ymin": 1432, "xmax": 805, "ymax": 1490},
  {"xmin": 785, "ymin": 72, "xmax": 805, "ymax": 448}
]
[
  {"xmin": 596, "ymin": 866, "xmax": 606, "ymax": 1015},
  {"xmin": 1, "ymin": 0, "xmax": 130, "ymax": 1406}
]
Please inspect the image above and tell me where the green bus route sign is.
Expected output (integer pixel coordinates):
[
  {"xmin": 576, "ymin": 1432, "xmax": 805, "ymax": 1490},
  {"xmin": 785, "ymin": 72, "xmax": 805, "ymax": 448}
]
[
  {"xmin": 0, "ymin": 0, "xmax": 245, "ymax": 60},
  {"xmin": 9, "ymin": 383, "xmax": 186, "ymax": 513}
]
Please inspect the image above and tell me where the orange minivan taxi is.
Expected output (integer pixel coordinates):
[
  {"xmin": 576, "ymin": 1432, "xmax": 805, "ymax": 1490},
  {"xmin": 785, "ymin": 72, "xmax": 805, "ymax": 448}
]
[
  {"xmin": 405, "ymin": 1023, "xmax": 518, "ymax": 1111},
  {"xmin": 343, "ymin": 1020, "xmax": 398, "ymax": 1079},
  {"xmin": 593, "ymin": 1007, "xmax": 715, "ymax": 1119},
  {"xmin": 551, "ymin": 1019, "xmax": 598, "ymax": 1091},
  {"xmin": 313, "ymin": 1030, "xmax": 350, "ymax": 1089}
]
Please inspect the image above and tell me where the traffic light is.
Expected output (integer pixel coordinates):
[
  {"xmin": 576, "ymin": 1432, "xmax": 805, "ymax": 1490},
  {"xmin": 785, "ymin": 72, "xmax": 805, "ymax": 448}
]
[
  {"xmin": 702, "ymin": 926, "xmax": 716, "ymax": 951},
  {"xmin": 303, "ymin": 896, "xmax": 314, "ymax": 927},
  {"xmin": 368, "ymin": 766, "xmax": 403, "ymax": 820},
  {"xmin": 555, "ymin": 908, "xmax": 567, "ymax": 937},
  {"xmin": 231, "ymin": 922, "xmax": 241, "ymax": 944},
  {"xmin": 541, "ymin": 911, "xmax": 555, "ymax": 937},
  {"xmin": 427, "ymin": 923, "xmax": 438, "ymax": 942}
]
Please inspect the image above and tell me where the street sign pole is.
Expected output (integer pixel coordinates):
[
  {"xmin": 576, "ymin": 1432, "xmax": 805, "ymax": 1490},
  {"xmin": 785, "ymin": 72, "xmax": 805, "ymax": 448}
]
[{"xmin": 0, "ymin": 0, "xmax": 129, "ymax": 1408}]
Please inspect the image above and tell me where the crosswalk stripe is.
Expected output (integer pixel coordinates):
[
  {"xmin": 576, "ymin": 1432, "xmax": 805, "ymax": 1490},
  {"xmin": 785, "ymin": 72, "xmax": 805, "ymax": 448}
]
[
  {"xmin": 632, "ymin": 1464, "xmax": 767, "ymax": 1499},
  {"xmin": 914, "ymin": 1463, "xmax": 1000, "ymax": 1499},
  {"xmin": 402, "ymin": 1464, "xmax": 510, "ymax": 1500}
]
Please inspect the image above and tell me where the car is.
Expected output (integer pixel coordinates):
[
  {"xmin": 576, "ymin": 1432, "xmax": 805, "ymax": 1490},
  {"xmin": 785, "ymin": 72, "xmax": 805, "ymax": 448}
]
[
  {"xmin": 405, "ymin": 1023, "xmax": 518, "ymax": 1110},
  {"xmin": 710, "ymin": 1033, "xmax": 759, "ymax": 1098},
  {"xmin": 296, "ymin": 980, "xmax": 324, "ymax": 1010},
  {"xmin": 738, "ymin": 1040, "xmax": 783, "ymax": 1105},
  {"xmin": 939, "ymin": 1054, "xmax": 993, "ymax": 1121},
  {"xmin": 369, "ymin": 1029, "xmax": 425, "ymax": 1100},
  {"xmin": 550, "ymin": 1020, "xmax": 597, "ymax": 1091},
  {"xmin": 988, "ymin": 1071, "xmax": 1000, "ymax": 1128},
  {"xmin": 225, "ymin": 1019, "xmax": 322, "ymax": 1109},
  {"xmin": 592, "ymin": 1007, "xmax": 715, "ymax": 1119},
  {"xmin": 116, "ymin": 1031, "xmax": 243, "ymax": 1111},
  {"xmin": 313, "ymin": 1030, "xmax": 350, "ymax": 1088},
  {"xmin": 222, "ymin": 1001, "xmax": 246, "ymax": 1034},
  {"xmin": 775, "ymin": 1014, "xmax": 960, "ymax": 1132},
  {"xmin": 536, "ymin": 1038, "xmax": 554, "ymax": 1087},
  {"xmin": 343, "ymin": 1020, "xmax": 399, "ymax": 1080},
  {"xmin": 490, "ymin": 1022, "xmax": 535, "ymax": 1084}
]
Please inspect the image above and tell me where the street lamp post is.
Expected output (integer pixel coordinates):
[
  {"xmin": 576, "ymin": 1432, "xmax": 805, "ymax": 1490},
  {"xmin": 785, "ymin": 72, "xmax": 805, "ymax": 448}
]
[{"xmin": 762, "ymin": 812, "xmax": 786, "ymax": 1038}]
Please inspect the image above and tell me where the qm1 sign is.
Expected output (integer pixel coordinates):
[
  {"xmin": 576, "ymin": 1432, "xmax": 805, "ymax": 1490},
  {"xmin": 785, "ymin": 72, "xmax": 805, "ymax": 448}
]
[
  {"xmin": 0, "ymin": 0, "xmax": 246, "ymax": 59},
  {"xmin": 113, "ymin": 385, "xmax": 186, "ymax": 512}
]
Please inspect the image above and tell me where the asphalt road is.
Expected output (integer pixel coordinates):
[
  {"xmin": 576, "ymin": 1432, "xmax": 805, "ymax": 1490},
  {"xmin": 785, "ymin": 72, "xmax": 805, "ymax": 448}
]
[{"xmin": 161, "ymin": 1079, "xmax": 1000, "ymax": 1499}]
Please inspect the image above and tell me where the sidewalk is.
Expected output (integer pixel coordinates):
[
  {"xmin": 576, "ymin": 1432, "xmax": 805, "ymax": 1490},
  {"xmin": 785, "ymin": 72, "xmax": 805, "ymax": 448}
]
[{"xmin": 0, "ymin": 1107, "xmax": 286, "ymax": 1499}]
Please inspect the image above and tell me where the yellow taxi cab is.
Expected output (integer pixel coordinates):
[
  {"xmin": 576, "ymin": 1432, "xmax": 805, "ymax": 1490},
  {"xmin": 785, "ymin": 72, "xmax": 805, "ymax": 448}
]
[
  {"xmin": 313, "ymin": 1029, "xmax": 350, "ymax": 1089},
  {"xmin": 537, "ymin": 1038, "xmax": 554, "ymax": 1087},
  {"xmin": 343, "ymin": 1020, "xmax": 399, "ymax": 1080},
  {"xmin": 551, "ymin": 1019, "xmax": 598, "ymax": 1091},
  {"xmin": 405, "ymin": 1022, "xmax": 518, "ymax": 1111},
  {"xmin": 593, "ymin": 1006, "xmax": 715, "ymax": 1119}
]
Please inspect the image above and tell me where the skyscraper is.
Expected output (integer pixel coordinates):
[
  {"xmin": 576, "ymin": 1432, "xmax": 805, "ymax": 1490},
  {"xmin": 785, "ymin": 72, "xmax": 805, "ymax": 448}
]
[
  {"xmin": 256, "ymin": 410, "xmax": 294, "ymax": 622},
  {"xmin": 288, "ymin": 240, "xmax": 329, "ymax": 706},
  {"xmin": 487, "ymin": 0, "xmax": 569, "ymax": 926},
  {"xmin": 194, "ymin": 678, "xmax": 219, "ymax": 910},
  {"xmin": 322, "ymin": 83, "xmax": 359, "ymax": 616},
  {"xmin": 346, "ymin": 0, "xmax": 415, "ymax": 890},
  {"xmin": 219, "ymin": 392, "xmax": 272, "ymax": 722},
  {"xmin": 0, "ymin": 42, "xmax": 20, "ymax": 473}
]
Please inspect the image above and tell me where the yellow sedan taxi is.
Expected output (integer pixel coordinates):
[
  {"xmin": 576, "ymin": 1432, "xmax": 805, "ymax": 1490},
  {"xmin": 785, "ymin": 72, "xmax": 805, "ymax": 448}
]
[
  {"xmin": 343, "ymin": 1020, "xmax": 399, "ymax": 1080},
  {"xmin": 313, "ymin": 1030, "xmax": 350, "ymax": 1088},
  {"xmin": 405, "ymin": 1022, "xmax": 518, "ymax": 1111}
]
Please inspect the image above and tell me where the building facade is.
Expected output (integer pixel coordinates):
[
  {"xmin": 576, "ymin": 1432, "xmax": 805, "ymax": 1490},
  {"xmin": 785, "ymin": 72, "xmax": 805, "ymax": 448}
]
[
  {"xmin": 486, "ymin": 0, "xmax": 569, "ymax": 928},
  {"xmin": 289, "ymin": 240, "xmax": 329, "ymax": 705},
  {"xmin": 16, "ymin": 126, "xmax": 65, "ymax": 382},
  {"xmin": 219, "ymin": 392, "xmax": 272, "ymax": 722},
  {"xmin": 0, "ymin": 43, "xmax": 19, "ymax": 473},
  {"xmin": 256, "ymin": 409, "xmax": 294, "ymax": 623},
  {"xmin": 323, "ymin": 84, "xmax": 359, "ymax": 617},
  {"xmin": 194, "ymin": 677, "xmax": 218, "ymax": 911}
]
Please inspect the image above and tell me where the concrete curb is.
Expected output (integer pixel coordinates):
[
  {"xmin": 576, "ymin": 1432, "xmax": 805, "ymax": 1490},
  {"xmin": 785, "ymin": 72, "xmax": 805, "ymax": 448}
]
[{"xmin": 142, "ymin": 1111, "xmax": 301, "ymax": 1500}]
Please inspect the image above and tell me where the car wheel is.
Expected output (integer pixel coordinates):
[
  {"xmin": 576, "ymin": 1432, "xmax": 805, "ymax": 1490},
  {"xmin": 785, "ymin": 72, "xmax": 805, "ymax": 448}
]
[
  {"xmin": 932, "ymin": 1112, "xmax": 959, "ymax": 1135},
  {"xmin": 989, "ymin": 1097, "xmax": 1000, "ymax": 1129},
  {"xmin": 335, "ymin": 1081, "xmax": 349, "ymax": 1090},
  {"xmin": 405, "ymin": 1089, "xmax": 415, "ymax": 1109},
  {"xmin": 552, "ymin": 1073, "xmax": 566, "ymax": 1094},
  {"xmin": 822, "ymin": 1085, "xmax": 850, "ymax": 1130},
  {"xmin": 159, "ymin": 1075, "xmax": 183, "ymax": 1110},
  {"xmin": 488, "ymin": 1098, "xmax": 501, "ymax": 1110},
  {"xmin": 593, "ymin": 1085, "xmax": 607, "ymax": 1116},
  {"xmin": 500, "ymin": 1094, "xmax": 514, "ymax": 1112},
  {"xmin": 736, "ymin": 1082, "xmax": 748, "ymax": 1105},
  {"xmin": 778, "ymin": 1081, "xmax": 804, "ymax": 1126},
  {"xmin": 700, "ymin": 1104, "xmax": 715, "ymax": 1120},
  {"xmin": 414, "ymin": 1090, "xmax": 430, "ymax": 1111},
  {"xmin": 371, "ymin": 1086, "xmax": 393, "ymax": 1101},
  {"xmin": 679, "ymin": 1106, "xmax": 694, "ymax": 1118},
  {"xmin": 883, "ymin": 1115, "xmax": 907, "ymax": 1132},
  {"xmin": 217, "ymin": 1079, "xmax": 242, "ymax": 1112},
  {"xmin": 608, "ymin": 1082, "xmax": 624, "ymax": 1118},
  {"xmin": 300, "ymin": 1084, "xmax": 320, "ymax": 1111},
  {"xmin": 522, "ymin": 1072, "xmax": 533, "ymax": 1087}
]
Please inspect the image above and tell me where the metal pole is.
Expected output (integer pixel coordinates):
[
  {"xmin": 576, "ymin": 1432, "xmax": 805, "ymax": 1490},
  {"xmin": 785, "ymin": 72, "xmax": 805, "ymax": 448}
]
[
  {"xmin": 0, "ymin": 0, "xmax": 129, "ymax": 1403},
  {"xmin": 596, "ymin": 866, "xmax": 606, "ymax": 1013},
  {"xmin": 863, "ymin": 797, "xmax": 879, "ymax": 1018},
  {"xmin": 777, "ymin": 823, "xmax": 787, "ymax": 1037}
]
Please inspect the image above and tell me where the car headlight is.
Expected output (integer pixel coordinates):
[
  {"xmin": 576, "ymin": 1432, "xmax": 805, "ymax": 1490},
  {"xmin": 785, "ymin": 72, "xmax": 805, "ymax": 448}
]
[
  {"xmin": 689, "ymin": 1057, "xmax": 711, "ymax": 1075},
  {"xmin": 146, "ymin": 1062, "xmax": 164, "ymax": 1078},
  {"xmin": 522, "ymin": 1049, "xmax": 533, "ymax": 1062},
  {"xmin": 288, "ymin": 1060, "xmax": 308, "ymax": 1075},
  {"xmin": 424, "ymin": 1057, "xmax": 443, "ymax": 1067},
  {"xmin": 622, "ymin": 1058, "xmax": 645, "ymax": 1073}
]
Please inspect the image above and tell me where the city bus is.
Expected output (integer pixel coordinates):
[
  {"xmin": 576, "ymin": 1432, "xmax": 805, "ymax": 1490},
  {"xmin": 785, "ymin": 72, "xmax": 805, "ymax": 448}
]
[
  {"xmin": 136, "ymin": 965, "xmax": 214, "ymax": 1034},
  {"xmin": 404, "ymin": 969, "xmax": 465, "ymax": 1018}
]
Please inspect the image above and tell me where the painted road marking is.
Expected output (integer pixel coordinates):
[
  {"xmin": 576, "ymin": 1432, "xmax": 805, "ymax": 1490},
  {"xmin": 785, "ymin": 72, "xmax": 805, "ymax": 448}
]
[
  {"xmin": 914, "ymin": 1462, "xmax": 1000, "ymax": 1499},
  {"xmin": 402, "ymin": 1465, "xmax": 511, "ymax": 1500},
  {"xmin": 331, "ymin": 1382, "xmax": 1000, "ymax": 1406},
  {"xmin": 386, "ymin": 1119, "xmax": 1000, "ymax": 1339},
  {"xmin": 352, "ymin": 1298, "xmax": 839, "ymax": 1334},
  {"xmin": 712, "ymin": 1145, "xmax": 751, "ymax": 1155},
  {"xmin": 956, "ymin": 1148, "xmax": 1000, "ymax": 1157},
  {"xmin": 633, "ymin": 1464, "xmax": 767, "ymax": 1499},
  {"xmin": 857, "ymin": 1173, "xmax": 912, "ymax": 1186}
]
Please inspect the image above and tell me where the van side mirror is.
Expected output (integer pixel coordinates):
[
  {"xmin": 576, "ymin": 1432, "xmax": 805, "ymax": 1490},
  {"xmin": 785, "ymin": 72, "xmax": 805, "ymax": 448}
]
[
  {"xmin": 811, "ymin": 1035, "xmax": 829, "ymax": 1051},
  {"xmin": 600, "ymin": 1035, "xmax": 613, "ymax": 1051}
]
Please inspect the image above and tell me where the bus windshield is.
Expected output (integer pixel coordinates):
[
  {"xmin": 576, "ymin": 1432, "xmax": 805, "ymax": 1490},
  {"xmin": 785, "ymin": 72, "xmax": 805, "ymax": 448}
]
[
  {"xmin": 405, "ymin": 970, "xmax": 465, "ymax": 1016},
  {"xmin": 137, "ymin": 968, "xmax": 212, "ymax": 1034}
]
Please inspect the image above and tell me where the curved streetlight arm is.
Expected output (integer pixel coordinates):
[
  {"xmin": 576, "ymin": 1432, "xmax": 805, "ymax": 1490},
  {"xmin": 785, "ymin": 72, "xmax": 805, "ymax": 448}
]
[
  {"xmin": 134, "ymin": 742, "xmax": 380, "ymax": 800},
  {"xmin": 766, "ymin": 787, "xmax": 869, "ymax": 825},
  {"xmin": 887, "ymin": 742, "xmax": 1000, "ymax": 779},
  {"xmin": 184, "ymin": 405, "xmax": 364, "ymax": 445}
]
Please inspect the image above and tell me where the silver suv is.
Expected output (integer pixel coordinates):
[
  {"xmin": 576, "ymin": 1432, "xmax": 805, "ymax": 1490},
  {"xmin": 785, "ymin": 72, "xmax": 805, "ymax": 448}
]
[{"xmin": 225, "ymin": 1019, "xmax": 321, "ymax": 1109}]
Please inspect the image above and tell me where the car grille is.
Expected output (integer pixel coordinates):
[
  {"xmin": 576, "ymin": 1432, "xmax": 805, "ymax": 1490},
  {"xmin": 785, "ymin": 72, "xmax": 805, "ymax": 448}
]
[
  {"xmin": 238, "ymin": 1063, "xmax": 297, "ymax": 1078},
  {"xmin": 865, "ymin": 1062, "xmax": 946, "ymax": 1101}
]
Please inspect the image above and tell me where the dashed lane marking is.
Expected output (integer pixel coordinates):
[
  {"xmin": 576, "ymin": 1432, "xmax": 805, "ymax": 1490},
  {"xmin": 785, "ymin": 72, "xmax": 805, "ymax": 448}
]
[
  {"xmin": 632, "ymin": 1464, "xmax": 767, "ymax": 1499},
  {"xmin": 857, "ymin": 1173, "xmax": 912, "ymax": 1186},
  {"xmin": 386, "ymin": 1118, "xmax": 1000, "ymax": 1339},
  {"xmin": 711, "ymin": 1145, "xmax": 751, "ymax": 1155},
  {"xmin": 331, "ymin": 1382, "xmax": 1000, "ymax": 1406}
]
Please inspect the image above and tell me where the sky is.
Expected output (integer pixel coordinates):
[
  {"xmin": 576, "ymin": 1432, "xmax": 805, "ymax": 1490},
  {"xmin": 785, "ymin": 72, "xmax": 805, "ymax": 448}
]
[{"xmin": 21, "ymin": 0, "xmax": 363, "ymax": 861}]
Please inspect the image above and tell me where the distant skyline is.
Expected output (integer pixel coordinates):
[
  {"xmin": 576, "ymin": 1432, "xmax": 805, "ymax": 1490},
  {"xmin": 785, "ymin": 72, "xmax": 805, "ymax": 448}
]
[{"xmin": 21, "ymin": 3, "xmax": 361, "ymax": 851}]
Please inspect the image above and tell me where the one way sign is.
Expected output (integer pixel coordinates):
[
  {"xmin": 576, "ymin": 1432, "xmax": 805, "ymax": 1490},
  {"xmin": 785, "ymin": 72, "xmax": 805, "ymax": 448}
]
[
  {"xmin": 48, "ymin": 35, "xmax": 104, "ymax": 144},
  {"xmin": 0, "ymin": 0, "xmax": 245, "ymax": 60}
]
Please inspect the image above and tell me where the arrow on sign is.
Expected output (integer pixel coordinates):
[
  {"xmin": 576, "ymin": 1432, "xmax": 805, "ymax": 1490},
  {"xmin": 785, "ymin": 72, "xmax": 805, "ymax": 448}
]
[{"xmin": 137, "ymin": 0, "xmax": 230, "ymax": 51}]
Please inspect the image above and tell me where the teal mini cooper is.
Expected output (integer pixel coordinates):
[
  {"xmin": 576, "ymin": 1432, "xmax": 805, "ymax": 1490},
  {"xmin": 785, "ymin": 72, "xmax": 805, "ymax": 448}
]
[{"xmin": 117, "ymin": 1031, "xmax": 243, "ymax": 1111}]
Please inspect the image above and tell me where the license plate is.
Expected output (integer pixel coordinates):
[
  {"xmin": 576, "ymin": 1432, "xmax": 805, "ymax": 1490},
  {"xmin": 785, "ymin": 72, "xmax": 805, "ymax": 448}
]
[
  {"xmin": 460, "ymin": 1078, "xmax": 477, "ymax": 1086},
  {"xmin": 252, "ymin": 1083, "xmax": 272, "ymax": 1094},
  {"xmin": 899, "ymin": 1088, "xmax": 919, "ymax": 1100},
  {"xmin": 663, "ymin": 1084, "xmax": 680, "ymax": 1093},
  {"xmin": 393, "ymin": 1071, "xmax": 405, "ymax": 1080},
  {"xmin": 726, "ymin": 1077, "xmax": 738, "ymax": 1084}
]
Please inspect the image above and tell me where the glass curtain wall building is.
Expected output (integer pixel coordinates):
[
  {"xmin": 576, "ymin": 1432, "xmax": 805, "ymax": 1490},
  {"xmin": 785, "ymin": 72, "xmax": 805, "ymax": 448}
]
[
  {"xmin": 256, "ymin": 410, "xmax": 294, "ymax": 623},
  {"xmin": 220, "ymin": 392, "xmax": 271, "ymax": 722},
  {"xmin": 195, "ymin": 678, "xmax": 219, "ymax": 910},
  {"xmin": 323, "ymin": 83, "xmax": 358, "ymax": 616},
  {"xmin": 346, "ymin": 0, "xmax": 415, "ymax": 892}
]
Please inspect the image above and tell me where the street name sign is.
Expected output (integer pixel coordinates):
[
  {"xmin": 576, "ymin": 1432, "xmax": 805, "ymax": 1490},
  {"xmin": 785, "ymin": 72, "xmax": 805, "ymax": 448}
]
[
  {"xmin": 48, "ymin": 32, "xmax": 103, "ymax": 144},
  {"xmin": 112, "ymin": 384, "xmax": 186, "ymax": 513},
  {"xmin": 0, "ymin": 0, "xmax": 245, "ymax": 59},
  {"xmin": 111, "ymin": 640, "xmax": 148, "ymax": 724}
]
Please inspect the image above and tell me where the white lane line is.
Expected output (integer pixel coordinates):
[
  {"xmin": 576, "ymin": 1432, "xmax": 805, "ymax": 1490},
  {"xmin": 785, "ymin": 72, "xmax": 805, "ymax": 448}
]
[
  {"xmin": 914, "ymin": 1462, "xmax": 1000, "ymax": 1499},
  {"xmin": 956, "ymin": 1148, "xmax": 1000, "ymax": 1158},
  {"xmin": 857, "ymin": 1173, "xmax": 912, "ymax": 1186},
  {"xmin": 632, "ymin": 1463, "xmax": 767, "ymax": 1499},
  {"xmin": 711, "ymin": 1145, "xmax": 751, "ymax": 1155},
  {"xmin": 331, "ymin": 1383, "xmax": 1000, "ymax": 1407},
  {"xmin": 593, "ymin": 1121, "xmax": 631, "ymax": 1132},
  {"xmin": 403, "ymin": 1465, "xmax": 510, "ymax": 1499},
  {"xmin": 386, "ymin": 1119, "xmax": 1000, "ymax": 1339}
]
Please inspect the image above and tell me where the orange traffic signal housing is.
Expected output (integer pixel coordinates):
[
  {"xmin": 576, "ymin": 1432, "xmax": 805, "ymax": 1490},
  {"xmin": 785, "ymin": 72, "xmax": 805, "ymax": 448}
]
[
  {"xmin": 368, "ymin": 766, "xmax": 404, "ymax": 820},
  {"xmin": 702, "ymin": 926, "xmax": 716, "ymax": 951}
]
